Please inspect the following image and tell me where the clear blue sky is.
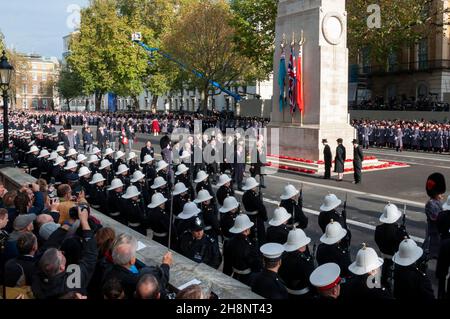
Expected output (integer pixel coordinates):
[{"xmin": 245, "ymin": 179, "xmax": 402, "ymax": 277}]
[{"xmin": 0, "ymin": 0, "xmax": 89, "ymax": 59}]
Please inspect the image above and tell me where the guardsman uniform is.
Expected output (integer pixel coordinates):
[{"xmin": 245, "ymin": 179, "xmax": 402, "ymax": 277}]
[
  {"xmin": 392, "ymin": 238, "xmax": 435, "ymax": 300},
  {"xmin": 279, "ymin": 229, "xmax": 315, "ymax": 299},
  {"xmin": 279, "ymin": 184, "xmax": 308, "ymax": 229},
  {"xmin": 223, "ymin": 215, "xmax": 262, "ymax": 285},
  {"xmin": 242, "ymin": 177, "xmax": 268, "ymax": 246},
  {"xmin": 250, "ymin": 243, "xmax": 288, "ymax": 299},
  {"xmin": 179, "ymin": 217, "xmax": 222, "ymax": 269},
  {"xmin": 316, "ymin": 221, "xmax": 352, "ymax": 278}
]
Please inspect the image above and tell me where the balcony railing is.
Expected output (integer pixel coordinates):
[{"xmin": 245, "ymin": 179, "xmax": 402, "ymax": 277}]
[{"xmin": 359, "ymin": 60, "xmax": 450, "ymax": 76}]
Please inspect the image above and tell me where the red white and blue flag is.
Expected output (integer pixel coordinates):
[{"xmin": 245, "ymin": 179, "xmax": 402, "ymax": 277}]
[
  {"xmin": 296, "ymin": 46, "xmax": 304, "ymax": 114},
  {"xmin": 288, "ymin": 47, "xmax": 296, "ymax": 114}
]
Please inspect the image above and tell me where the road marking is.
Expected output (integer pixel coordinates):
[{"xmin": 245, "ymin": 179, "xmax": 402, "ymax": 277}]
[
  {"xmin": 228, "ymin": 187, "xmax": 425, "ymax": 243},
  {"xmin": 366, "ymin": 150, "xmax": 450, "ymax": 162},
  {"xmin": 266, "ymin": 174, "xmax": 426, "ymax": 208}
]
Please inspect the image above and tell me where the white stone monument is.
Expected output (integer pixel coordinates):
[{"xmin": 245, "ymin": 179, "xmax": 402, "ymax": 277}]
[{"xmin": 268, "ymin": 0, "xmax": 355, "ymax": 161}]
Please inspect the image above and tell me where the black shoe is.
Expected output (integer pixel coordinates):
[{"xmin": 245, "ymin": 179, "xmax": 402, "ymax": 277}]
[{"xmin": 261, "ymin": 185, "xmax": 267, "ymax": 189}]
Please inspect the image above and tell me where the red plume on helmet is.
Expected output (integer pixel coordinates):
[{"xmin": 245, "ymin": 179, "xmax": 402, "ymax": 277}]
[{"xmin": 426, "ymin": 173, "xmax": 446, "ymax": 198}]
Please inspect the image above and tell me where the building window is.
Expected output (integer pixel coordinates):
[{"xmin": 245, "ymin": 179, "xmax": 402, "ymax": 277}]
[
  {"xmin": 32, "ymin": 63, "xmax": 37, "ymax": 70},
  {"xmin": 418, "ymin": 39, "xmax": 428, "ymax": 70},
  {"xmin": 417, "ymin": 83, "xmax": 428, "ymax": 98},
  {"xmin": 32, "ymin": 72, "xmax": 38, "ymax": 81},
  {"xmin": 42, "ymin": 73, "xmax": 47, "ymax": 81},
  {"xmin": 32, "ymin": 98, "xmax": 38, "ymax": 109},
  {"xmin": 43, "ymin": 100, "xmax": 48, "ymax": 108},
  {"xmin": 22, "ymin": 84, "xmax": 27, "ymax": 94},
  {"xmin": 23, "ymin": 100, "xmax": 28, "ymax": 109},
  {"xmin": 32, "ymin": 85, "xmax": 38, "ymax": 95},
  {"xmin": 388, "ymin": 51, "xmax": 398, "ymax": 72}
]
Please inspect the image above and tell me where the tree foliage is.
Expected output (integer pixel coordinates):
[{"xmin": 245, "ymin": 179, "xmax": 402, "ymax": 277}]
[
  {"xmin": 164, "ymin": 0, "xmax": 253, "ymax": 114},
  {"xmin": 57, "ymin": 68, "xmax": 84, "ymax": 110}
]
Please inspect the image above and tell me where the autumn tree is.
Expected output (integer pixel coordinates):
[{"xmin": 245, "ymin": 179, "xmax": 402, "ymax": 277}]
[
  {"xmin": 164, "ymin": 0, "xmax": 253, "ymax": 115},
  {"xmin": 57, "ymin": 68, "xmax": 84, "ymax": 111}
]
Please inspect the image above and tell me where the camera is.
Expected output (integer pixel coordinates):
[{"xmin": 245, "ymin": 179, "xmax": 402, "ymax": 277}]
[
  {"xmin": 71, "ymin": 183, "xmax": 84, "ymax": 198},
  {"xmin": 69, "ymin": 204, "xmax": 90, "ymax": 220}
]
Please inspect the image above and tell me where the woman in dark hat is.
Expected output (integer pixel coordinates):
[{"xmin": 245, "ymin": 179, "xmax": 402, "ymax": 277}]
[
  {"xmin": 334, "ymin": 138, "xmax": 346, "ymax": 182},
  {"xmin": 352, "ymin": 139, "xmax": 363, "ymax": 184},
  {"xmin": 424, "ymin": 172, "xmax": 446, "ymax": 259}
]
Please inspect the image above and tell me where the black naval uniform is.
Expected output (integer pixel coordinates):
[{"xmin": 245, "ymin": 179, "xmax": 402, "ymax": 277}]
[
  {"xmin": 374, "ymin": 223, "xmax": 408, "ymax": 288},
  {"xmin": 142, "ymin": 163, "xmax": 156, "ymax": 189},
  {"xmin": 196, "ymin": 180, "xmax": 215, "ymax": 201},
  {"xmin": 200, "ymin": 203, "xmax": 221, "ymax": 240},
  {"xmin": 123, "ymin": 198, "xmax": 147, "ymax": 235},
  {"xmin": 148, "ymin": 206, "xmax": 173, "ymax": 247},
  {"xmin": 316, "ymin": 242, "xmax": 352, "ymax": 278},
  {"xmin": 179, "ymin": 233, "xmax": 222, "ymax": 269},
  {"xmin": 175, "ymin": 173, "xmax": 195, "ymax": 199},
  {"xmin": 266, "ymin": 224, "xmax": 289, "ymax": 245},
  {"xmin": 89, "ymin": 185, "xmax": 107, "ymax": 214},
  {"xmin": 223, "ymin": 233, "xmax": 262, "ymax": 286},
  {"xmin": 128, "ymin": 160, "xmax": 140, "ymax": 175},
  {"xmin": 393, "ymin": 264, "xmax": 435, "ymax": 300},
  {"xmin": 108, "ymin": 190, "xmax": 126, "ymax": 224},
  {"xmin": 318, "ymin": 209, "xmax": 351, "ymax": 246},
  {"xmin": 341, "ymin": 274, "xmax": 393, "ymax": 300},
  {"xmin": 279, "ymin": 249, "xmax": 315, "ymax": 299},
  {"xmin": 172, "ymin": 193, "xmax": 189, "ymax": 217},
  {"xmin": 436, "ymin": 237, "xmax": 450, "ymax": 299},
  {"xmin": 242, "ymin": 189, "xmax": 268, "ymax": 246},
  {"xmin": 216, "ymin": 185, "xmax": 235, "ymax": 206},
  {"xmin": 280, "ymin": 198, "xmax": 308, "ymax": 229},
  {"xmin": 220, "ymin": 210, "xmax": 237, "ymax": 242},
  {"xmin": 251, "ymin": 269, "xmax": 288, "ymax": 299}
]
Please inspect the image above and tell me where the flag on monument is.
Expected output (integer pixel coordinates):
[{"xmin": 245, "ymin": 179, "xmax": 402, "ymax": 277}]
[
  {"xmin": 278, "ymin": 50, "xmax": 287, "ymax": 112},
  {"xmin": 296, "ymin": 46, "xmax": 304, "ymax": 113},
  {"xmin": 288, "ymin": 47, "xmax": 296, "ymax": 114}
]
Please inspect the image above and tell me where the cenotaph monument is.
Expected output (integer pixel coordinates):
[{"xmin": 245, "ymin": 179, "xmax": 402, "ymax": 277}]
[{"xmin": 268, "ymin": 0, "xmax": 356, "ymax": 162}]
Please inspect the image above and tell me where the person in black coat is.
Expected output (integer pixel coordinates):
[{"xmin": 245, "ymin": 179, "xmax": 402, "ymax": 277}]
[
  {"xmin": 392, "ymin": 238, "xmax": 435, "ymax": 300},
  {"xmin": 279, "ymin": 229, "xmax": 315, "ymax": 299},
  {"xmin": 352, "ymin": 139, "xmax": 363, "ymax": 184},
  {"xmin": 215, "ymin": 174, "xmax": 235, "ymax": 206},
  {"xmin": 374, "ymin": 203, "xmax": 408, "ymax": 290},
  {"xmin": 437, "ymin": 237, "xmax": 450, "ymax": 299},
  {"xmin": 223, "ymin": 215, "xmax": 262, "ymax": 285},
  {"xmin": 242, "ymin": 178, "xmax": 268, "ymax": 246},
  {"xmin": 266, "ymin": 207, "xmax": 291, "ymax": 244},
  {"xmin": 179, "ymin": 217, "xmax": 222, "ymax": 269},
  {"xmin": 250, "ymin": 243, "xmax": 288, "ymax": 299},
  {"xmin": 322, "ymin": 139, "xmax": 332, "ymax": 180},
  {"xmin": 279, "ymin": 184, "xmax": 308, "ymax": 229},
  {"xmin": 140, "ymin": 141, "xmax": 155, "ymax": 163},
  {"xmin": 334, "ymin": 138, "xmax": 346, "ymax": 181}
]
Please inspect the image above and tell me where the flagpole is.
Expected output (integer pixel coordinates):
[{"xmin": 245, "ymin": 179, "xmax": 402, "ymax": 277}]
[{"xmin": 299, "ymin": 30, "xmax": 305, "ymax": 127}]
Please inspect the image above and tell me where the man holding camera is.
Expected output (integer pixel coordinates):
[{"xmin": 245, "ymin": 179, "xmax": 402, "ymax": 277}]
[
  {"xmin": 31, "ymin": 206, "xmax": 98, "ymax": 299},
  {"xmin": 56, "ymin": 184, "xmax": 88, "ymax": 225}
]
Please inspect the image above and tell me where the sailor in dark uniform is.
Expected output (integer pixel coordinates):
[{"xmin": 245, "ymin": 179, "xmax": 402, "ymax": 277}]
[
  {"xmin": 131, "ymin": 170, "xmax": 151, "ymax": 207},
  {"xmin": 194, "ymin": 170, "xmax": 214, "ymax": 201},
  {"xmin": 436, "ymin": 233, "xmax": 450, "ymax": 299},
  {"xmin": 216, "ymin": 174, "xmax": 234, "ymax": 206},
  {"xmin": 219, "ymin": 196, "xmax": 240, "ymax": 242},
  {"xmin": 374, "ymin": 203, "xmax": 408, "ymax": 290},
  {"xmin": 88, "ymin": 173, "xmax": 107, "ymax": 214},
  {"xmin": 63, "ymin": 160, "xmax": 79, "ymax": 187},
  {"xmin": 175, "ymin": 164, "xmax": 195, "ymax": 199},
  {"xmin": 37, "ymin": 149, "xmax": 51, "ymax": 182},
  {"xmin": 223, "ymin": 214, "xmax": 262, "ymax": 285},
  {"xmin": 309, "ymin": 263, "xmax": 342, "ymax": 300},
  {"xmin": 279, "ymin": 184, "xmax": 308, "ymax": 229},
  {"xmin": 195, "ymin": 189, "xmax": 220, "ymax": 240},
  {"xmin": 392, "ymin": 238, "xmax": 435, "ymax": 300},
  {"xmin": 266, "ymin": 207, "xmax": 291, "ymax": 244},
  {"xmin": 250, "ymin": 243, "xmax": 288, "ymax": 299},
  {"xmin": 341, "ymin": 244, "xmax": 392, "ymax": 301},
  {"xmin": 279, "ymin": 228, "xmax": 315, "ymax": 299},
  {"xmin": 87, "ymin": 154, "xmax": 100, "ymax": 175},
  {"xmin": 99, "ymin": 159, "xmax": 114, "ymax": 187},
  {"xmin": 52, "ymin": 156, "xmax": 66, "ymax": 184},
  {"xmin": 316, "ymin": 220, "xmax": 352, "ymax": 278},
  {"xmin": 113, "ymin": 151, "xmax": 126, "ymax": 172},
  {"xmin": 147, "ymin": 192, "xmax": 173, "ymax": 247},
  {"xmin": 127, "ymin": 152, "xmax": 140, "ymax": 175},
  {"xmin": 116, "ymin": 164, "xmax": 131, "ymax": 189},
  {"xmin": 26, "ymin": 145, "xmax": 40, "ymax": 178},
  {"xmin": 174, "ymin": 201, "xmax": 201, "ymax": 242},
  {"xmin": 121, "ymin": 185, "xmax": 147, "ymax": 235},
  {"xmin": 107, "ymin": 178, "xmax": 126, "ymax": 224},
  {"xmin": 318, "ymin": 194, "xmax": 351, "ymax": 246},
  {"xmin": 141, "ymin": 154, "xmax": 156, "ymax": 191},
  {"xmin": 179, "ymin": 217, "xmax": 222, "ymax": 269},
  {"xmin": 242, "ymin": 177, "xmax": 267, "ymax": 246}
]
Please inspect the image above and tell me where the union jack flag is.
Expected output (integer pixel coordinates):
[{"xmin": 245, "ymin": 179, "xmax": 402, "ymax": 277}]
[{"xmin": 288, "ymin": 47, "xmax": 296, "ymax": 114}]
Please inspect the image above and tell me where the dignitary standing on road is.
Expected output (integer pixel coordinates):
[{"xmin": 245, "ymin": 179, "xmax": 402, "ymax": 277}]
[
  {"xmin": 334, "ymin": 138, "xmax": 346, "ymax": 182},
  {"xmin": 322, "ymin": 139, "xmax": 332, "ymax": 180},
  {"xmin": 352, "ymin": 139, "xmax": 363, "ymax": 184}
]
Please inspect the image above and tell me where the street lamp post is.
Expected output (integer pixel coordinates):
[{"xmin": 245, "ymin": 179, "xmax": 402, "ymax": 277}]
[{"xmin": 0, "ymin": 50, "xmax": 14, "ymax": 166}]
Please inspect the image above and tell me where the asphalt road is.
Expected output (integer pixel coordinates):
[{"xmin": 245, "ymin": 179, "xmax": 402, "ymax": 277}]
[{"xmin": 66, "ymin": 126, "xmax": 450, "ymax": 290}]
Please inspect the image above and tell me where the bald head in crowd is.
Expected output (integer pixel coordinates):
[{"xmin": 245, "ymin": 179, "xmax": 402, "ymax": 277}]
[{"xmin": 135, "ymin": 274, "xmax": 160, "ymax": 299}]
